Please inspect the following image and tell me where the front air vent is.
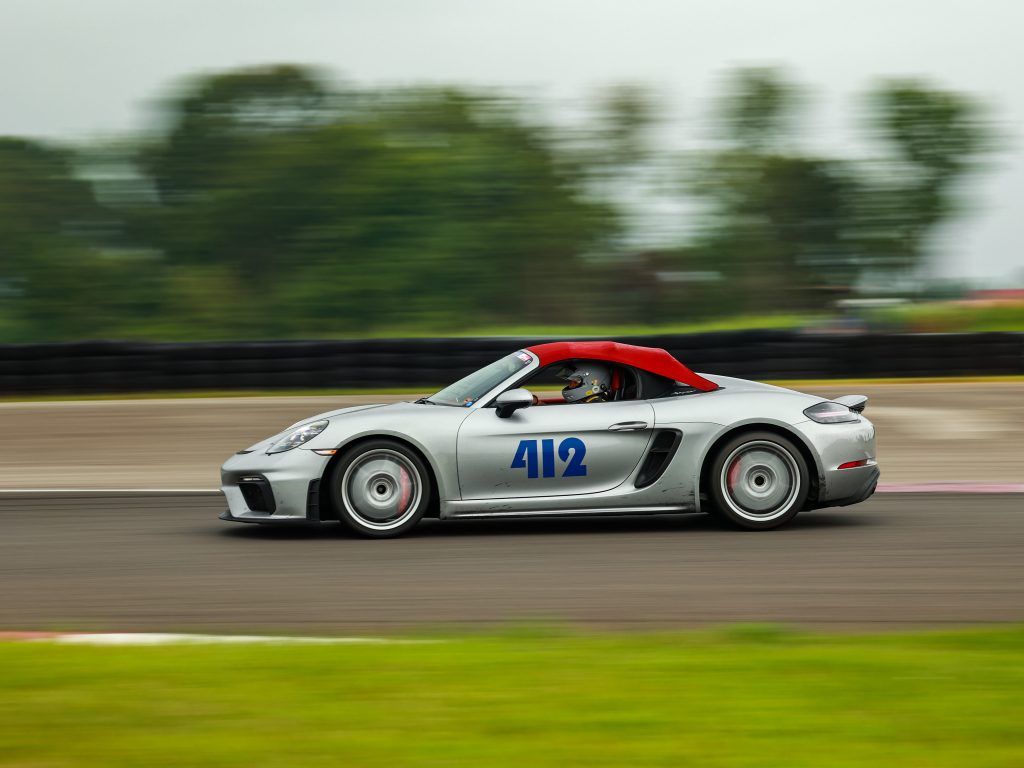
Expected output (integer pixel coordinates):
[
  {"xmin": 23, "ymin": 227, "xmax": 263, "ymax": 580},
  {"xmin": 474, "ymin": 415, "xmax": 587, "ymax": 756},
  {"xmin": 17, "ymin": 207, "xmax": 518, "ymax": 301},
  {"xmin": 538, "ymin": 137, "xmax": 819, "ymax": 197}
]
[
  {"xmin": 635, "ymin": 430, "xmax": 683, "ymax": 488},
  {"xmin": 238, "ymin": 476, "xmax": 276, "ymax": 513}
]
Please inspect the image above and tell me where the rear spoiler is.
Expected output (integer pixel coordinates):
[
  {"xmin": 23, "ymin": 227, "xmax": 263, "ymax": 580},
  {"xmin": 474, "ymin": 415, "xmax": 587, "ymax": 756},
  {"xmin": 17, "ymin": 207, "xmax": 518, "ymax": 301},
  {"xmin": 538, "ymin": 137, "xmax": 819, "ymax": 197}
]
[{"xmin": 833, "ymin": 394, "xmax": 868, "ymax": 414}]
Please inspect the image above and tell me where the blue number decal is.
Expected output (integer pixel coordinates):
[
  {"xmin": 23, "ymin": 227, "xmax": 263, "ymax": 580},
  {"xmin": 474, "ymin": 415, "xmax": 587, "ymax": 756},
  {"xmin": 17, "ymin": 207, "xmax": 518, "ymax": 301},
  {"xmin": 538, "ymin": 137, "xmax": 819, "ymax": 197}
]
[
  {"xmin": 511, "ymin": 439, "xmax": 539, "ymax": 478},
  {"xmin": 559, "ymin": 437, "xmax": 588, "ymax": 477},
  {"xmin": 541, "ymin": 439, "xmax": 556, "ymax": 479},
  {"xmin": 511, "ymin": 438, "xmax": 587, "ymax": 479}
]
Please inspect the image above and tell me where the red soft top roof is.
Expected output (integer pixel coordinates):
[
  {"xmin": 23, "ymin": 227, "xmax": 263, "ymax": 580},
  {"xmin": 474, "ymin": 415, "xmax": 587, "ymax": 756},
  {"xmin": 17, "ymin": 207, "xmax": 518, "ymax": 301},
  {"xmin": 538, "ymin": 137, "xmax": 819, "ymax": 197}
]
[{"xmin": 525, "ymin": 341, "xmax": 717, "ymax": 392}]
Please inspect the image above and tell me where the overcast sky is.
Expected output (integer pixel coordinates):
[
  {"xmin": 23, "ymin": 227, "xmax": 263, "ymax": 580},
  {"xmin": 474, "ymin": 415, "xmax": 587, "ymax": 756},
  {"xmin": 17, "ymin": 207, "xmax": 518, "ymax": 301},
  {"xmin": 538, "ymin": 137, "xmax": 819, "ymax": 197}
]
[{"xmin": 2, "ymin": 0, "xmax": 1020, "ymax": 281}]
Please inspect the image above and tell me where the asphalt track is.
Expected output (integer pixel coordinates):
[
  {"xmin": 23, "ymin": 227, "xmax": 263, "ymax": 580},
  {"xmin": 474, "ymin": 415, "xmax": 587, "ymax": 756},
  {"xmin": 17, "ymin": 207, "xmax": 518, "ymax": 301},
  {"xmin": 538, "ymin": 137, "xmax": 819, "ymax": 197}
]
[{"xmin": 1, "ymin": 492, "xmax": 1021, "ymax": 632}]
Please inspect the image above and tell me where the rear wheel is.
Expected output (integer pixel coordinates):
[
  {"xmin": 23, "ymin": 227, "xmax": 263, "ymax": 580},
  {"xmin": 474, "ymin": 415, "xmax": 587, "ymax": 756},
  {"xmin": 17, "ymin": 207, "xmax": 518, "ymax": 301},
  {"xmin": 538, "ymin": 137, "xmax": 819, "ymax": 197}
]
[
  {"xmin": 329, "ymin": 440, "xmax": 431, "ymax": 538},
  {"xmin": 708, "ymin": 431, "xmax": 809, "ymax": 530}
]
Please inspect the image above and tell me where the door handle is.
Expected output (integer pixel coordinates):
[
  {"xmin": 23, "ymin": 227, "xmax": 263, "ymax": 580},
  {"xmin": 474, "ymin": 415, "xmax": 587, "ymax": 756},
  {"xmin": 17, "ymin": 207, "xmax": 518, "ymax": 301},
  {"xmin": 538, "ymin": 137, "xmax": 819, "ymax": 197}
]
[{"xmin": 608, "ymin": 421, "xmax": 648, "ymax": 432}]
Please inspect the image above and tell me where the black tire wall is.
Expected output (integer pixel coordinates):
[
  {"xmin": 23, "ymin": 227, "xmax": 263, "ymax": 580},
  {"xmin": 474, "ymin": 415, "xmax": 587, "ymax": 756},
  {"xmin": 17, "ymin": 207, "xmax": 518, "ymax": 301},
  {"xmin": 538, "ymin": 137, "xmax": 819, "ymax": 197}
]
[{"xmin": 0, "ymin": 332, "xmax": 1020, "ymax": 395}]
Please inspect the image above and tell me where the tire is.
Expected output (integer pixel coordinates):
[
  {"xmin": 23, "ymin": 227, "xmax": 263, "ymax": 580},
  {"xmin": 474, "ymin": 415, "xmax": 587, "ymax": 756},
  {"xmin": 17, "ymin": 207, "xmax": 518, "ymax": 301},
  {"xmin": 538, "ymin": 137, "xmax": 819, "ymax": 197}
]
[
  {"xmin": 329, "ymin": 439, "xmax": 432, "ymax": 538},
  {"xmin": 707, "ymin": 431, "xmax": 809, "ymax": 530}
]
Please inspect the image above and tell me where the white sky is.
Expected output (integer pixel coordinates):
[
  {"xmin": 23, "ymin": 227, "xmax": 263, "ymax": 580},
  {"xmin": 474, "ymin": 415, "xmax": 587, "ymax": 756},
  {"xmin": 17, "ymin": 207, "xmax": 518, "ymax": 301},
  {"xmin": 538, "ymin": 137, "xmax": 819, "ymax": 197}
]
[{"xmin": 1, "ymin": 0, "xmax": 1021, "ymax": 281}]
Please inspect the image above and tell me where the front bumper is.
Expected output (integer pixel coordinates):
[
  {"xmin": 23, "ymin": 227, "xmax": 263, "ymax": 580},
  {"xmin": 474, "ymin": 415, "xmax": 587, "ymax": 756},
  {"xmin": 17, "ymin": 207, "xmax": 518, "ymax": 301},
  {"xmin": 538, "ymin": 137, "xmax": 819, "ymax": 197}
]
[{"xmin": 220, "ymin": 448, "xmax": 331, "ymax": 523}]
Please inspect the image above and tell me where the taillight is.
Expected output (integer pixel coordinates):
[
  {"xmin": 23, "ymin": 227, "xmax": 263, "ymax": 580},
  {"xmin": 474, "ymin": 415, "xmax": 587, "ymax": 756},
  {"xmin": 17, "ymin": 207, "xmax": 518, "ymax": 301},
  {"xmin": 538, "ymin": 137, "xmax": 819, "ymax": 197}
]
[
  {"xmin": 804, "ymin": 401, "xmax": 859, "ymax": 424},
  {"xmin": 837, "ymin": 459, "xmax": 869, "ymax": 470}
]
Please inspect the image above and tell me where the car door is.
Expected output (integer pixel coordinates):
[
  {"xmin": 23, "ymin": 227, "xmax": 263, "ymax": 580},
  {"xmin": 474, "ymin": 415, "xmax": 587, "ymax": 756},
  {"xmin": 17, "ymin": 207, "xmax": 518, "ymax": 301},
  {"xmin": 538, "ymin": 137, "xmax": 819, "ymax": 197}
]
[{"xmin": 457, "ymin": 399, "xmax": 655, "ymax": 499}]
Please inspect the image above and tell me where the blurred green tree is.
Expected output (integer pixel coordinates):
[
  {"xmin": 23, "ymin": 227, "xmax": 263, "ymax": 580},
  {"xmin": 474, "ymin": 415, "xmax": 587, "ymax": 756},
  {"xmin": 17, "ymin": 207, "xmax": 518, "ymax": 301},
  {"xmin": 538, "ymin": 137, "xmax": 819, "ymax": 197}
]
[
  {"xmin": 0, "ymin": 138, "xmax": 150, "ymax": 340},
  {"xmin": 140, "ymin": 64, "xmax": 334, "ymax": 205},
  {"xmin": 587, "ymin": 83, "xmax": 659, "ymax": 171},
  {"xmin": 0, "ymin": 64, "xmax": 999, "ymax": 343},
  {"xmin": 717, "ymin": 67, "xmax": 803, "ymax": 150},
  {"xmin": 121, "ymin": 69, "xmax": 615, "ymax": 337},
  {"xmin": 688, "ymin": 68, "xmax": 858, "ymax": 312},
  {"xmin": 861, "ymin": 79, "xmax": 993, "ymax": 278}
]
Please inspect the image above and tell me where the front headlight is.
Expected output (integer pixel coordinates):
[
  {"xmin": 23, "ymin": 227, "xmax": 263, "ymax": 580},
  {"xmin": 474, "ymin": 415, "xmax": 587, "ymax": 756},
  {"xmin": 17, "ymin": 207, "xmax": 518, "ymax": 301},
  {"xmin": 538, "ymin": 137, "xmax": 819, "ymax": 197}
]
[
  {"xmin": 267, "ymin": 419, "xmax": 329, "ymax": 454},
  {"xmin": 804, "ymin": 401, "xmax": 859, "ymax": 424}
]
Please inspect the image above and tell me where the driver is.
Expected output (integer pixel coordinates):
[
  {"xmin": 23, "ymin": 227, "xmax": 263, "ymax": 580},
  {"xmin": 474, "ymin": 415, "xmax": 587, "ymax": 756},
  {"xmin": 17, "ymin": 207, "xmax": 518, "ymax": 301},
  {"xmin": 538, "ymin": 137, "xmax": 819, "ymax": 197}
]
[{"xmin": 558, "ymin": 363, "xmax": 612, "ymax": 403}]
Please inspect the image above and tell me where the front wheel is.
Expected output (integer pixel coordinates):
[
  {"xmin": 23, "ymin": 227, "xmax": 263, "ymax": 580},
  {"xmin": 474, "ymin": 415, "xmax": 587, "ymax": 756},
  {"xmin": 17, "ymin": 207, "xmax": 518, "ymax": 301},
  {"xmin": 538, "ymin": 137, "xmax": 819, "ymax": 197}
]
[
  {"xmin": 707, "ymin": 431, "xmax": 809, "ymax": 530},
  {"xmin": 329, "ymin": 440, "xmax": 432, "ymax": 538}
]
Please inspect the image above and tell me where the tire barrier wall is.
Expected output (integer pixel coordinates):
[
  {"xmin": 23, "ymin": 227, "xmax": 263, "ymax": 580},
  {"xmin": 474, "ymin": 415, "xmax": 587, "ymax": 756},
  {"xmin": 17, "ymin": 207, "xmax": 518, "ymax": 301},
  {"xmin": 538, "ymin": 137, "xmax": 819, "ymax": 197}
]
[{"xmin": 0, "ymin": 331, "xmax": 1021, "ymax": 395}]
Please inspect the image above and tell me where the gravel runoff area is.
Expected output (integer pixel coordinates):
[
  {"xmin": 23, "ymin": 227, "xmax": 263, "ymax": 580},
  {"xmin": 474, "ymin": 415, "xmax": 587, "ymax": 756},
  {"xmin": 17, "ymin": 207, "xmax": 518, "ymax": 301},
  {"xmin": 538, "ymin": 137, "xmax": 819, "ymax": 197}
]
[{"xmin": 0, "ymin": 381, "xmax": 1021, "ymax": 489}]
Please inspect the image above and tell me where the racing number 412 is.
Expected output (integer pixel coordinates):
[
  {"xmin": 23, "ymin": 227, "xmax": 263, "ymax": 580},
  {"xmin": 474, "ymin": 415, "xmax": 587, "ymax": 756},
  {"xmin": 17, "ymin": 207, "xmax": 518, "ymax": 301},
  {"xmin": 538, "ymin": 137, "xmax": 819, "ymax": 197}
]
[{"xmin": 511, "ymin": 438, "xmax": 587, "ymax": 478}]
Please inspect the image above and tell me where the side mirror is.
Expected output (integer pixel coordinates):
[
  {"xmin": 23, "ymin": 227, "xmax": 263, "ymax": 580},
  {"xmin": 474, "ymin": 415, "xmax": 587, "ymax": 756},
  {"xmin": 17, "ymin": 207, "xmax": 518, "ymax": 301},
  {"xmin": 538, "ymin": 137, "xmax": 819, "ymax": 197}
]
[{"xmin": 495, "ymin": 388, "xmax": 534, "ymax": 418}]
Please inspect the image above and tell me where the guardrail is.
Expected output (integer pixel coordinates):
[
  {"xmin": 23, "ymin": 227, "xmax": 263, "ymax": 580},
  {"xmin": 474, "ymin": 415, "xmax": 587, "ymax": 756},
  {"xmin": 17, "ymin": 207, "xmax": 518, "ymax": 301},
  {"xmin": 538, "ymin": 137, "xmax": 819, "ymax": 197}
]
[{"xmin": 0, "ymin": 331, "xmax": 1021, "ymax": 395}]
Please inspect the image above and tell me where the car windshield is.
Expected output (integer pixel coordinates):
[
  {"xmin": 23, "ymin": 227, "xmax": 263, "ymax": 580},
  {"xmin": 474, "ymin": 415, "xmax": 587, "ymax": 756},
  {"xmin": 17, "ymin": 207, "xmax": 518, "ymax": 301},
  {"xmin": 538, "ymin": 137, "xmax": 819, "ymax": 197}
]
[{"xmin": 426, "ymin": 352, "xmax": 533, "ymax": 407}]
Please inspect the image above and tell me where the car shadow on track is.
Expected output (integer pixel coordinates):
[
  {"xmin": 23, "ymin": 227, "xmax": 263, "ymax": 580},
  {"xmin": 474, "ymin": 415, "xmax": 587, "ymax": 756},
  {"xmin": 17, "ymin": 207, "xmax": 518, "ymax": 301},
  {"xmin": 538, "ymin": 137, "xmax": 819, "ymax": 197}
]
[
  {"xmin": 410, "ymin": 511, "xmax": 870, "ymax": 538},
  {"xmin": 216, "ymin": 509, "xmax": 871, "ymax": 540}
]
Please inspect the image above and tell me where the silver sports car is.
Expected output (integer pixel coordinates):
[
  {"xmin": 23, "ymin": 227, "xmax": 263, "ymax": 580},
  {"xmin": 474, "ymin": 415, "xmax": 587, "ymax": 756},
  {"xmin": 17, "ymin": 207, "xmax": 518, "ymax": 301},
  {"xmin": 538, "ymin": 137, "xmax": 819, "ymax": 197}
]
[{"xmin": 221, "ymin": 341, "xmax": 878, "ymax": 536}]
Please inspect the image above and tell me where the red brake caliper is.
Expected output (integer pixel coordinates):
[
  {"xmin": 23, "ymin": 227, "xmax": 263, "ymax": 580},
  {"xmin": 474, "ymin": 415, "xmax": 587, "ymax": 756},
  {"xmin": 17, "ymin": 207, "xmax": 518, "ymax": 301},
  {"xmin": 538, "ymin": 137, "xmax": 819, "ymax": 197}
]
[
  {"xmin": 727, "ymin": 458, "xmax": 741, "ymax": 492},
  {"xmin": 398, "ymin": 467, "xmax": 412, "ymax": 513}
]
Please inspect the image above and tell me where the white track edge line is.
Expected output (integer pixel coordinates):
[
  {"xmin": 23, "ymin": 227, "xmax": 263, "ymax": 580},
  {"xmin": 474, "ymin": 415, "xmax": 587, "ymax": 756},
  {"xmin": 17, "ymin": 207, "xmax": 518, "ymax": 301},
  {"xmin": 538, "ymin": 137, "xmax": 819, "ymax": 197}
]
[
  {"xmin": 0, "ymin": 488, "xmax": 220, "ymax": 494},
  {"xmin": 16, "ymin": 633, "xmax": 436, "ymax": 646}
]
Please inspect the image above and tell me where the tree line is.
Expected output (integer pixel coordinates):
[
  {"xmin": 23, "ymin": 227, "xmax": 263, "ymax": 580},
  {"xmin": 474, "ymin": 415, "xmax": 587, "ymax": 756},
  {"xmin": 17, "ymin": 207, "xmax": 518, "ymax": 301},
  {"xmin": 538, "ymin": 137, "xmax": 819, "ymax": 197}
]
[{"xmin": 0, "ymin": 65, "xmax": 993, "ymax": 341}]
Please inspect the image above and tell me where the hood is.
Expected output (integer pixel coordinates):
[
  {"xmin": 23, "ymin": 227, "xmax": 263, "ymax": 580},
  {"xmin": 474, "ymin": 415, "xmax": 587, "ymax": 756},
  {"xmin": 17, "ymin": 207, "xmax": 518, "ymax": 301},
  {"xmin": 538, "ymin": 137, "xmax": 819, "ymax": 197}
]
[
  {"xmin": 291, "ymin": 402, "xmax": 392, "ymax": 426},
  {"xmin": 244, "ymin": 402, "xmax": 397, "ymax": 452}
]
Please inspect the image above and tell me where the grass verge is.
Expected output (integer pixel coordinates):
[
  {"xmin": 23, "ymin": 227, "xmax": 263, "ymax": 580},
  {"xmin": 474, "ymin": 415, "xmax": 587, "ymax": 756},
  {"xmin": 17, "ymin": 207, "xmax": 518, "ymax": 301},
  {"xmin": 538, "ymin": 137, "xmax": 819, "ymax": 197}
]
[{"xmin": 1, "ymin": 625, "xmax": 1022, "ymax": 767}]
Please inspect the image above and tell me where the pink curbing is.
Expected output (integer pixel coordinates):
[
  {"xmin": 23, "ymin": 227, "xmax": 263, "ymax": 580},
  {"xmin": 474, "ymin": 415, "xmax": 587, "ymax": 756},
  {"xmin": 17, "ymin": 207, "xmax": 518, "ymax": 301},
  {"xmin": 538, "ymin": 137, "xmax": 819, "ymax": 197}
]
[{"xmin": 878, "ymin": 482, "xmax": 1024, "ymax": 494}]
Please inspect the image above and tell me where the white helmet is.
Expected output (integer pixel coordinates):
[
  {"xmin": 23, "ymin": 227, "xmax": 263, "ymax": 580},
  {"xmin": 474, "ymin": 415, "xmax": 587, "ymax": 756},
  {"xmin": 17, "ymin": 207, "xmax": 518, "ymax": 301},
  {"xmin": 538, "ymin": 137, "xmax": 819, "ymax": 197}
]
[{"xmin": 559, "ymin": 363, "xmax": 612, "ymax": 403}]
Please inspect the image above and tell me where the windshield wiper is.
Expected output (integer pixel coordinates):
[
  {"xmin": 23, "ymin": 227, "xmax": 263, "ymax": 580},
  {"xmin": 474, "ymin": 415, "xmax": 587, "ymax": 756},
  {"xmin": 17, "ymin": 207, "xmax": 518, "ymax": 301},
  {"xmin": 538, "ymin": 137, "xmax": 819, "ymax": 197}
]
[{"xmin": 414, "ymin": 396, "xmax": 462, "ymax": 407}]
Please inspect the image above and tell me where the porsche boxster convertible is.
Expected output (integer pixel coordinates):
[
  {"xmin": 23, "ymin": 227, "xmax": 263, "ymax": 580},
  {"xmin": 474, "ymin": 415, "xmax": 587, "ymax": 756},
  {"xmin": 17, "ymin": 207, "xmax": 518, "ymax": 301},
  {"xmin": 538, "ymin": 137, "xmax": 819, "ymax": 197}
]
[{"xmin": 221, "ymin": 341, "xmax": 878, "ymax": 536}]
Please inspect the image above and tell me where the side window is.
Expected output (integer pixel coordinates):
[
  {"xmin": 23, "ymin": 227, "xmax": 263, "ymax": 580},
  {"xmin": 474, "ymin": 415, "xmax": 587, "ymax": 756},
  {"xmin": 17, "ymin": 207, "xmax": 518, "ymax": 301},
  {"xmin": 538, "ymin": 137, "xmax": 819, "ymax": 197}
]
[
  {"xmin": 635, "ymin": 369, "xmax": 677, "ymax": 399},
  {"xmin": 519, "ymin": 360, "xmax": 640, "ymax": 404},
  {"xmin": 520, "ymin": 363, "xmax": 572, "ymax": 404}
]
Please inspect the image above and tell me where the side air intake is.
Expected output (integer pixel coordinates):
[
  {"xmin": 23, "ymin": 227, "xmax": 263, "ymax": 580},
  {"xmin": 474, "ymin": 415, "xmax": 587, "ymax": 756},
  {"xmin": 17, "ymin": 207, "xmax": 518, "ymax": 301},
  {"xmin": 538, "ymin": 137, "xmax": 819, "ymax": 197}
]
[{"xmin": 635, "ymin": 430, "xmax": 683, "ymax": 488}]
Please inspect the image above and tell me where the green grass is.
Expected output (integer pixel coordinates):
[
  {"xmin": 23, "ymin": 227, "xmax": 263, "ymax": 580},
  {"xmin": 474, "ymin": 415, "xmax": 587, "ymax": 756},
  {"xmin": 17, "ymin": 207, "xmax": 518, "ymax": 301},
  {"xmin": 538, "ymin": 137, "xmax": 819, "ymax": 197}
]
[
  {"xmin": 871, "ymin": 303, "xmax": 1024, "ymax": 332},
  {"xmin": 182, "ymin": 313, "xmax": 821, "ymax": 341},
  {"xmin": 1, "ymin": 626, "xmax": 1022, "ymax": 767},
  {"xmin": 433, "ymin": 313, "xmax": 811, "ymax": 339}
]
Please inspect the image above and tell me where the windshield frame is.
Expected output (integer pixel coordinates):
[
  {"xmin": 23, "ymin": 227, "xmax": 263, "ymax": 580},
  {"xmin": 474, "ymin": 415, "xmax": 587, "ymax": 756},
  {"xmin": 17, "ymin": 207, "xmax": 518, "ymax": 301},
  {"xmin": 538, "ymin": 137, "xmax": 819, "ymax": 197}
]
[{"xmin": 425, "ymin": 351, "xmax": 539, "ymax": 408}]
